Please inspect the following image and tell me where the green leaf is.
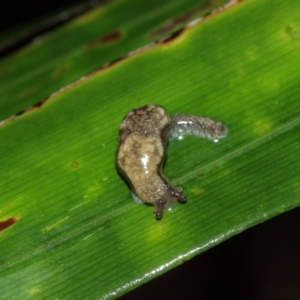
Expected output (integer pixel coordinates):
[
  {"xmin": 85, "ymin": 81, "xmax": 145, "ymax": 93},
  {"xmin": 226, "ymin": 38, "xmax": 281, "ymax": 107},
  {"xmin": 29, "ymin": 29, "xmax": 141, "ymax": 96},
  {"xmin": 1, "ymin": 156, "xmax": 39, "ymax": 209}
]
[
  {"xmin": 0, "ymin": 0, "xmax": 227, "ymax": 120},
  {"xmin": 1, "ymin": 0, "xmax": 300, "ymax": 299}
]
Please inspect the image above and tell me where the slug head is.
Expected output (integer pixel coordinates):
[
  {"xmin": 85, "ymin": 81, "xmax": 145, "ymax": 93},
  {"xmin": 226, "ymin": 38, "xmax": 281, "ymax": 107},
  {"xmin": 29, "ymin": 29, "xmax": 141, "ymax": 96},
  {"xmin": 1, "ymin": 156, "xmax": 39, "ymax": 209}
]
[{"xmin": 154, "ymin": 186, "xmax": 186, "ymax": 220}]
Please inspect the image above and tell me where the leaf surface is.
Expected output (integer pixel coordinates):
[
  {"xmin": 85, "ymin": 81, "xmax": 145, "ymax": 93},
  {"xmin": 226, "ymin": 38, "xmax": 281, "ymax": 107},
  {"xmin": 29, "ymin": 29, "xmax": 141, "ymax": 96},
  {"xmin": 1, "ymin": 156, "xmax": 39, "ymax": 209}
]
[
  {"xmin": 0, "ymin": 0, "xmax": 226, "ymax": 120},
  {"xmin": 1, "ymin": 0, "xmax": 300, "ymax": 299}
]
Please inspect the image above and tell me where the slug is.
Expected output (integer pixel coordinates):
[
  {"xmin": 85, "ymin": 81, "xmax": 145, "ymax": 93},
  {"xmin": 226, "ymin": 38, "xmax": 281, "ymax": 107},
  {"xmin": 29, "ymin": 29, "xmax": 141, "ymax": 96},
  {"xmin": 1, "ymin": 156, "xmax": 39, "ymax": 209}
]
[{"xmin": 116, "ymin": 104, "xmax": 227, "ymax": 219}]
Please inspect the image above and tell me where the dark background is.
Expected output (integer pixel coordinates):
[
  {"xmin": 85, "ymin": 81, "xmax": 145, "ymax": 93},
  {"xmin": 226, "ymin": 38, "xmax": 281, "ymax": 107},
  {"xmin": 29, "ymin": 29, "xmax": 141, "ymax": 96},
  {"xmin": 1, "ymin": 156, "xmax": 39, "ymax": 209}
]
[
  {"xmin": 0, "ymin": 0, "xmax": 85, "ymax": 34},
  {"xmin": 121, "ymin": 208, "xmax": 300, "ymax": 300},
  {"xmin": 1, "ymin": 1, "xmax": 300, "ymax": 299}
]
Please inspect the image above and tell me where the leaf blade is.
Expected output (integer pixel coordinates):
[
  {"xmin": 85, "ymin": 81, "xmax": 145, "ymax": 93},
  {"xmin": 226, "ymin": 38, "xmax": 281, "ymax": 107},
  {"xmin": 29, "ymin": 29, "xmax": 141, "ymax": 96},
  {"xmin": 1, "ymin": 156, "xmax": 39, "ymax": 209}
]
[{"xmin": 1, "ymin": 0, "xmax": 300, "ymax": 299}]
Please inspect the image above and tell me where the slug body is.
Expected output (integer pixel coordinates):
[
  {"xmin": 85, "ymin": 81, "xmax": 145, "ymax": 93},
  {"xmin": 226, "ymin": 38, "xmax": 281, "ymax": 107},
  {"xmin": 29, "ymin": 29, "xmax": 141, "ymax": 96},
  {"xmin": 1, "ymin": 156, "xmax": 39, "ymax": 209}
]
[
  {"xmin": 117, "ymin": 105, "xmax": 186, "ymax": 219},
  {"xmin": 117, "ymin": 104, "xmax": 227, "ymax": 219}
]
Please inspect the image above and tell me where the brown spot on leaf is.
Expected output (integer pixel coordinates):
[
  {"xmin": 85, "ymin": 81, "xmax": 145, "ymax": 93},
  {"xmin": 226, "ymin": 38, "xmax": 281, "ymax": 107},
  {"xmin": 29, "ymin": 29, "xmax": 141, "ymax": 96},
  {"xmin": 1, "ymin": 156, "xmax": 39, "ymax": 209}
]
[
  {"xmin": 15, "ymin": 98, "xmax": 47, "ymax": 117},
  {"xmin": 71, "ymin": 160, "xmax": 79, "ymax": 169},
  {"xmin": 160, "ymin": 29, "xmax": 184, "ymax": 44},
  {"xmin": 192, "ymin": 188, "xmax": 205, "ymax": 195},
  {"xmin": 101, "ymin": 56, "xmax": 127, "ymax": 69},
  {"xmin": 150, "ymin": 1, "xmax": 212, "ymax": 38},
  {"xmin": 0, "ymin": 217, "xmax": 17, "ymax": 231},
  {"xmin": 15, "ymin": 109, "xmax": 26, "ymax": 117},
  {"xmin": 33, "ymin": 99, "xmax": 46, "ymax": 109},
  {"xmin": 88, "ymin": 30, "xmax": 122, "ymax": 47}
]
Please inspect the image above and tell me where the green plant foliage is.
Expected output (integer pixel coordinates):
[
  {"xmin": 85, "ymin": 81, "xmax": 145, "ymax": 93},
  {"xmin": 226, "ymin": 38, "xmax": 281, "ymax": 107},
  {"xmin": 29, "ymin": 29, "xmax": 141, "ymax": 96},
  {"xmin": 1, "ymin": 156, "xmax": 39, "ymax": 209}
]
[
  {"xmin": 1, "ymin": 0, "xmax": 300, "ymax": 299},
  {"xmin": 0, "ymin": 0, "xmax": 226, "ymax": 120}
]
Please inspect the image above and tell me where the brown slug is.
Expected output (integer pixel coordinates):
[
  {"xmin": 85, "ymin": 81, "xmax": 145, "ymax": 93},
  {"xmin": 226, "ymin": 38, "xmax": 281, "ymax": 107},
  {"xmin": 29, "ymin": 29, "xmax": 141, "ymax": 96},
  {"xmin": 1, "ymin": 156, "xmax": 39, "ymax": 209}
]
[{"xmin": 116, "ymin": 104, "xmax": 227, "ymax": 220}]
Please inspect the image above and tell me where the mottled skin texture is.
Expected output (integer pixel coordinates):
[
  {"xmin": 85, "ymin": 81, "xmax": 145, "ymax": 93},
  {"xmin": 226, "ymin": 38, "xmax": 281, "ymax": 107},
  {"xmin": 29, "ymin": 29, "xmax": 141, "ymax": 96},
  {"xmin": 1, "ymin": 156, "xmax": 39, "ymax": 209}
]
[
  {"xmin": 117, "ymin": 104, "xmax": 228, "ymax": 219},
  {"xmin": 117, "ymin": 105, "xmax": 186, "ymax": 219}
]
